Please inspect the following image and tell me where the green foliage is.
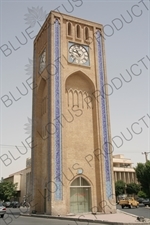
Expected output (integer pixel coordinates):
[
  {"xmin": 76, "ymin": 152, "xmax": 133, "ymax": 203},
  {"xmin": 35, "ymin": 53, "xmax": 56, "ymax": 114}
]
[
  {"xmin": 137, "ymin": 190, "xmax": 147, "ymax": 198},
  {"xmin": 0, "ymin": 181, "xmax": 17, "ymax": 201},
  {"xmin": 126, "ymin": 183, "xmax": 141, "ymax": 195},
  {"xmin": 135, "ymin": 160, "xmax": 150, "ymax": 196},
  {"xmin": 115, "ymin": 180, "xmax": 125, "ymax": 196}
]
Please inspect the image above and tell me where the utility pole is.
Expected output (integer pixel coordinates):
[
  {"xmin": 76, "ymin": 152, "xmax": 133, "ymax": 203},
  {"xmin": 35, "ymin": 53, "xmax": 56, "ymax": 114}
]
[{"xmin": 142, "ymin": 152, "xmax": 150, "ymax": 162}]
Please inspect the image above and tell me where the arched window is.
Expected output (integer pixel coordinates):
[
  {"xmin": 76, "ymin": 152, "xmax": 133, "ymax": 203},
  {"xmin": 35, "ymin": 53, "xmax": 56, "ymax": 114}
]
[
  {"xmin": 71, "ymin": 177, "xmax": 90, "ymax": 186},
  {"xmin": 67, "ymin": 22, "xmax": 72, "ymax": 36},
  {"xmin": 85, "ymin": 27, "xmax": 89, "ymax": 40},
  {"xmin": 70, "ymin": 177, "xmax": 91, "ymax": 213},
  {"xmin": 76, "ymin": 24, "xmax": 81, "ymax": 38}
]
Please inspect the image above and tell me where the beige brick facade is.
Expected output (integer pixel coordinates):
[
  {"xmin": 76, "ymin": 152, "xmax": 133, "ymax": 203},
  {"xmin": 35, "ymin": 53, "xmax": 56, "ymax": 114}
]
[{"xmin": 31, "ymin": 11, "xmax": 116, "ymax": 215}]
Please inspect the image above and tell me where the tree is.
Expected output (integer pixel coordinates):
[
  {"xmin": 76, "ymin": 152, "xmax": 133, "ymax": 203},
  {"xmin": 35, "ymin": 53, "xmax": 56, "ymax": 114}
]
[
  {"xmin": 137, "ymin": 190, "xmax": 147, "ymax": 198},
  {"xmin": 135, "ymin": 160, "xmax": 150, "ymax": 196},
  {"xmin": 115, "ymin": 180, "xmax": 125, "ymax": 197},
  {"xmin": 126, "ymin": 183, "xmax": 141, "ymax": 195},
  {"xmin": 0, "ymin": 181, "xmax": 17, "ymax": 201}
]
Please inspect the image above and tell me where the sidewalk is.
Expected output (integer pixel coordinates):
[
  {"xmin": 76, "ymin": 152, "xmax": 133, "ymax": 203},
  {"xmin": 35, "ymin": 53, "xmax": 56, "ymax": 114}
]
[{"xmin": 20, "ymin": 208, "xmax": 150, "ymax": 225}]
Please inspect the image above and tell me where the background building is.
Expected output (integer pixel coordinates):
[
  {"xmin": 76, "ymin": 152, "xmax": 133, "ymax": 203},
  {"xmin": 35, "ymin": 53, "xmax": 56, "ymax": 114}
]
[
  {"xmin": 3, "ymin": 158, "xmax": 31, "ymax": 202},
  {"xmin": 113, "ymin": 155, "xmax": 137, "ymax": 184}
]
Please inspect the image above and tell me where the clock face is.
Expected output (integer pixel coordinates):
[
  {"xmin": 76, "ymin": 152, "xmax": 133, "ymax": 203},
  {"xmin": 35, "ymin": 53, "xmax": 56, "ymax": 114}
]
[
  {"xmin": 69, "ymin": 44, "xmax": 89, "ymax": 64},
  {"xmin": 39, "ymin": 50, "xmax": 46, "ymax": 73}
]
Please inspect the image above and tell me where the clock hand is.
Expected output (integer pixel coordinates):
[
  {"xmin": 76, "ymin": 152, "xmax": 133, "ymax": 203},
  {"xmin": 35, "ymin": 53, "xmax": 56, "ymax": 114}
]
[
  {"xmin": 73, "ymin": 50, "xmax": 81, "ymax": 57},
  {"xmin": 76, "ymin": 50, "xmax": 81, "ymax": 57},
  {"xmin": 71, "ymin": 52, "xmax": 77, "ymax": 58},
  {"xmin": 73, "ymin": 50, "xmax": 78, "ymax": 54},
  {"xmin": 76, "ymin": 49, "xmax": 83, "ymax": 57},
  {"xmin": 77, "ymin": 52, "xmax": 81, "ymax": 57}
]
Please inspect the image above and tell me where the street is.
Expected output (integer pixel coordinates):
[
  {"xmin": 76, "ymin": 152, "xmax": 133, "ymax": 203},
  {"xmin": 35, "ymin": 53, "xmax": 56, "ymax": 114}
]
[
  {"xmin": 0, "ymin": 216, "xmax": 105, "ymax": 225},
  {"xmin": 117, "ymin": 204, "xmax": 150, "ymax": 219},
  {"xmin": 0, "ymin": 208, "xmax": 106, "ymax": 225},
  {"xmin": 0, "ymin": 206, "xmax": 149, "ymax": 225}
]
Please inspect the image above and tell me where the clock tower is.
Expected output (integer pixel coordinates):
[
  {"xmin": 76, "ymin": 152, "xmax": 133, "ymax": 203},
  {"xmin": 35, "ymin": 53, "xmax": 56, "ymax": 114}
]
[{"xmin": 31, "ymin": 11, "xmax": 116, "ymax": 215}]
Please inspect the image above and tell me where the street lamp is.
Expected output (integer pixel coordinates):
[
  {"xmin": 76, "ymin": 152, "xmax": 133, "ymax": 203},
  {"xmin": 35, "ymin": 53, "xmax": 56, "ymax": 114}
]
[{"xmin": 141, "ymin": 152, "xmax": 150, "ymax": 162}]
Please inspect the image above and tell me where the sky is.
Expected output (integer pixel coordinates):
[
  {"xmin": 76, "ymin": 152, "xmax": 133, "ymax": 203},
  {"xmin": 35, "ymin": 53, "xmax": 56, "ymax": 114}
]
[{"xmin": 0, "ymin": 0, "xmax": 149, "ymax": 179}]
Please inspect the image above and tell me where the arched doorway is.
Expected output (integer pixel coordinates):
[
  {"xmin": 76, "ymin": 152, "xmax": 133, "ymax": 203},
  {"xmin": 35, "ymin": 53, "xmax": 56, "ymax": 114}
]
[{"xmin": 70, "ymin": 177, "xmax": 91, "ymax": 213}]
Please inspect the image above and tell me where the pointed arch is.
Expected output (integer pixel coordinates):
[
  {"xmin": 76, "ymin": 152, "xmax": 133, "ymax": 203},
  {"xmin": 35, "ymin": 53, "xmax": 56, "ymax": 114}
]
[
  {"xmin": 78, "ymin": 90, "xmax": 83, "ymax": 108},
  {"xmin": 84, "ymin": 26, "xmax": 89, "ymax": 40},
  {"xmin": 76, "ymin": 24, "xmax": 81, "ymax": 38},
  {"xmin": 74, "ymin": 89, "xmax": 79, "ymax": 107},
  {"xmin": 67, "ymin": 22, "xmax": 72, "ymax": 36},
  {"xmin": 65, "ymin": 71, "xmax": 95, "ymax": 93},
  {"xmin": 68, "ymin": 88, "xmax": 74, "ymax": 107},
  {"xmin": 70, "ymin": 176, "xmax": 91, "ymax": 186},
  {"xmin": 65, "ymin": 71, "xmax": 95, "ymax": 109}
]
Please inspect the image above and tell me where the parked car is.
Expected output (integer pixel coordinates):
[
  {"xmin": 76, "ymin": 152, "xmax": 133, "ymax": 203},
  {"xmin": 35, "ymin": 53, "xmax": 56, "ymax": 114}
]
[
  {"xmin": 142, "ymin": 198, "xmax": 150, "ymax": 206},
  {"xmin": 0, "ymin": 202, "xmax": 6, "ymax": 218},
  {"xmin": 119, "ymin": 197, "xmax": 139, "ymax": 208},
  {"xmin": 11, "ymin": 201, "xmax": 20, "ymax": 208},
  {"xmin": 3, "ymin": 202, "xmax": 11, "ymax": 208},
  {"xmin": 136, "ymin": 198, "xmax": 145, "ymax": 203}
]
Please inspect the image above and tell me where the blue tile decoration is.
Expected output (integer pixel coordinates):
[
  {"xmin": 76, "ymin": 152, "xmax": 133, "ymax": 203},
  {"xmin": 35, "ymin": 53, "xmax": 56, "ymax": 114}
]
[
  {"xmin": 54, "ymin": 19, "xmax": 62, "ymax": 200},
  {"xmin": 96, "ymin": 30, "xmax": 112, "ymax": 198}
]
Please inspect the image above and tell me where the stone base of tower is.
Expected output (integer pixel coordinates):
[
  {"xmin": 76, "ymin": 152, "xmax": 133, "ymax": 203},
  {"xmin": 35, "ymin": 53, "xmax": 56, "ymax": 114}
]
[{"xmin": 29, "ymin": 195, "xmax": 116, "ymax": 216}]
